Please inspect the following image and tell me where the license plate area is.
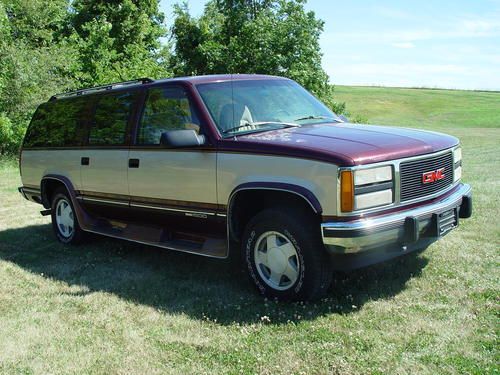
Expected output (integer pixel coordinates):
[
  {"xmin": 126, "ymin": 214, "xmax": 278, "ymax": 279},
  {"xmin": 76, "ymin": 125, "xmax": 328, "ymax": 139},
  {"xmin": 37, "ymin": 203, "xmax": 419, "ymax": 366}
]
[{"xmin": 432, "ymin": 207, "xmax": 459, "ymax": 237}]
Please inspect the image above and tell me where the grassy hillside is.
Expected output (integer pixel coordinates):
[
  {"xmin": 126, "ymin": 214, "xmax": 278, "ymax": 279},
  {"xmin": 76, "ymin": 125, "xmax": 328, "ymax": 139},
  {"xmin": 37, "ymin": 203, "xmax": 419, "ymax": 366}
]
[
  {"xmin": 335, "ymin": 85, "xmax": 500, "ymax": 129},
  {"xmin": 0, "ymin": 88, "xmax": 499, "ymax": 374}
]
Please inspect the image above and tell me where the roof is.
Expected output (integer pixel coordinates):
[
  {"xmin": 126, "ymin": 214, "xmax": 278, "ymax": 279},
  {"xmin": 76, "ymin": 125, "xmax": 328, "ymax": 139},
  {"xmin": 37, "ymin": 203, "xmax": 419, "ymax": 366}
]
[
  {"xmin": 50, "ymin": 74, "xmax": 288, "ymax": 101},
  {"xmin": 160, "ymin": 74, "xmax": 288, "ymax": 84}
]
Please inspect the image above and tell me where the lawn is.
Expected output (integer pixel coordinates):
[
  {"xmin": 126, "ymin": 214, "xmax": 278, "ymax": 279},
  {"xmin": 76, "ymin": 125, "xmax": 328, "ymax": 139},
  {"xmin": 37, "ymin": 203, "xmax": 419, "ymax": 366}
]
[
  {"xmin": 336, "ymin": 85, "xmax": 500, "ymax": 129},
  {"xmin": 0, "ymin": 87, "xmax": 499, "ymax": 374}
]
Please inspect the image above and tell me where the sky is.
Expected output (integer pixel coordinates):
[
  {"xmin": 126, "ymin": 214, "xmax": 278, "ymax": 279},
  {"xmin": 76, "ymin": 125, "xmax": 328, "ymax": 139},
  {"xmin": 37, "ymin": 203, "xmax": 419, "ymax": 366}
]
[{"xmin": 159, "ymin": 0, "xmax": 500, "ymax": 90}]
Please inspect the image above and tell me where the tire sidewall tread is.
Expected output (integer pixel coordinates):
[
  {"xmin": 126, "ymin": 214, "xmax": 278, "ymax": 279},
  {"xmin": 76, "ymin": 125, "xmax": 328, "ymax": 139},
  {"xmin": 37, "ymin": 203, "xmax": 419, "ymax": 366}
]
[
  {"xmin": 243, "ymin": 207, "xmax": 332, "ymax": 301},
  {"xmin": 50, "ymin": 187, "xmax": 84, "ymax": 245}
]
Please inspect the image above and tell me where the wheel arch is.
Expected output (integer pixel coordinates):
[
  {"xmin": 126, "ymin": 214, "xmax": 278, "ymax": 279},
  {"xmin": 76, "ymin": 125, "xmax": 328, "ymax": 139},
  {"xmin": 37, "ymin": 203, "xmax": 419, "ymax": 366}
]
[
  {"xmin": 40, "ymin": 175, "xmax": 77, "ymax": 209},
  {"xmin": 41, "ymin": 174, "xmax": 91, "ymax": 230},
  {"xmin": 227, "ymin": 182, "xmax": 323, "ymax": 242}
]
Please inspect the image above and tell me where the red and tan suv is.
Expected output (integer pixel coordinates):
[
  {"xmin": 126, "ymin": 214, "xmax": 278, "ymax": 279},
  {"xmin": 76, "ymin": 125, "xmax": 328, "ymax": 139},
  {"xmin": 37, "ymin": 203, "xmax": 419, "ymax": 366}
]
[{"xmin": 18, "ymin": 75, "xmax": 472, "ymax": 300}]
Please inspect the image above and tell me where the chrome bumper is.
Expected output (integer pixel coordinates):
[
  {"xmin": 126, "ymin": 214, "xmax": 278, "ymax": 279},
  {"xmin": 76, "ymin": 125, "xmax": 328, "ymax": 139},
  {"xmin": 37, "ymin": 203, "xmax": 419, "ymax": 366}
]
[{"xmin": 322, "ymin": 183, "xmax": 472, "ymax": 254}]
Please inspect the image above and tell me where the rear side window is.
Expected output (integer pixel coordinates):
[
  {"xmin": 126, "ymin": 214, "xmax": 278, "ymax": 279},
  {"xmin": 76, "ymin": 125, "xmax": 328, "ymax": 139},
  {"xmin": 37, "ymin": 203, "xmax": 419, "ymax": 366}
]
[
  {"xmin": 137, "ymin": 86, "xmax": 200, "ymax": 145},
  {"xmin": 23, "ymin": 98, "xmax": 87, "ymax": 148},
  {"xmin": 88, "ymin": 91, "xmax": 138, "ymax": 146}
]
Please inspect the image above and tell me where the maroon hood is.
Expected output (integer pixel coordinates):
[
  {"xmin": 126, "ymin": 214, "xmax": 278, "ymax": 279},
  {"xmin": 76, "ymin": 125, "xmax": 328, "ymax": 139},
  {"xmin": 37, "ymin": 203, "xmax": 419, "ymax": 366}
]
[{"xmin": 219, "ymin": 123, "xmax": 459, "ymax": 166}]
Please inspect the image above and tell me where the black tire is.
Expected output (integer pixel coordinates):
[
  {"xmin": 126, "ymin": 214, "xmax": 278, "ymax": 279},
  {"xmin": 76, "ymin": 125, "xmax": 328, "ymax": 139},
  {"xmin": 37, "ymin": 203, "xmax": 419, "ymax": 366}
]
[
  {"xmin": 50, "ymin": 187, "xmax": 85, "ymax": 245},
  {"xmin": 242, "ymin": 207, "xmax": 332, "ymax": 301}
]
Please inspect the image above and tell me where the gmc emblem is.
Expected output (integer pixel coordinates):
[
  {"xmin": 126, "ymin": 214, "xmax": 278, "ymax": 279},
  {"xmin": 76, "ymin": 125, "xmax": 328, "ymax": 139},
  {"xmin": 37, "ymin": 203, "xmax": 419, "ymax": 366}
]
[{"xmin": 422, "ymin": 167, "xmax": 445, "ymax": 184}]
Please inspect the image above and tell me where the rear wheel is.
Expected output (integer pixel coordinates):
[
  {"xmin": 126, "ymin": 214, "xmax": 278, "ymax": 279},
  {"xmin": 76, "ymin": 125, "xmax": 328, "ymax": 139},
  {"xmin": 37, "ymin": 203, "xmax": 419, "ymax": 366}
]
[
  {"xmin": 242, "ymin": 207, "xmax": 332, "ymax": 301},
  {"xmin": 50, "ymin": 187, "xmax": 84, "ymax": 244}
]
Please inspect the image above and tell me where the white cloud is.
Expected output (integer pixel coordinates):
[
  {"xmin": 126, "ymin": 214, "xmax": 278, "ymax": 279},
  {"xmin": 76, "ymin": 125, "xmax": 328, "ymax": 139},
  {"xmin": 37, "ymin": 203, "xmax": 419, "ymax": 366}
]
[
  {"xmin": 372, "ymin": 6, "xmax": 412, "ymax": 20},
  {"xmin": 323, "ymin": 13, "xmax": 500, "ymax": 46},
  {"xmin": 325, "ymin": 27, "xmax": 499, "ymax": 45},
  {"xmin": 391, "ymin": 42, "xmax": 415, "ymax": 49},
  {"xmin": 334, "ymin": 63, "xmax": 469, "ymax": 76},
  {"xmin": 327, "ymin": 63, "xmax": 500, "ymax": 90},
  {"xmin": 461, "ymin": 18, "xmax": 500, "ymax": 35}
]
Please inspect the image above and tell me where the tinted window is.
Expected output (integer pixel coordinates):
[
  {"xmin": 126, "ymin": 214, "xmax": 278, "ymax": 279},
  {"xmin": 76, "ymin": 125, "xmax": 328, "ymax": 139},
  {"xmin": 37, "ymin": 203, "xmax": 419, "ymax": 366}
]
[
  {"xmin": 23, "ymin": 98, "xmax": 87, "ymax": 148},
  {"xmin": 137, "ymin": 86, "xmax": 200, "ymax": 145},
  {"xmin": 88, "ymin": 91, "xmax": 138, "ymax": 145}
]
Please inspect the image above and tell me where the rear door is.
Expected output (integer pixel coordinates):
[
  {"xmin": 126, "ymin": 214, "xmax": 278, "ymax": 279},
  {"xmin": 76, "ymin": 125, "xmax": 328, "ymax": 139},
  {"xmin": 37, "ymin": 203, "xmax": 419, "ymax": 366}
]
[
  {"xmin": 127, "ymin": 84, "xmax": 218, "ymax": 219},
  {"xmin": 80, "ymin": 90, "xmax": 140, "ymax": 205}
]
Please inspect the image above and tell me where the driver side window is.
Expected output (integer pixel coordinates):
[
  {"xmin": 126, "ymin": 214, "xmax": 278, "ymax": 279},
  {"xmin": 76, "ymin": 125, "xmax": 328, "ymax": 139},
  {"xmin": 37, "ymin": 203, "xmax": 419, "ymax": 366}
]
[{"xmin": 137, "ymin": 86, "xmax": 200, "ymax": 145}]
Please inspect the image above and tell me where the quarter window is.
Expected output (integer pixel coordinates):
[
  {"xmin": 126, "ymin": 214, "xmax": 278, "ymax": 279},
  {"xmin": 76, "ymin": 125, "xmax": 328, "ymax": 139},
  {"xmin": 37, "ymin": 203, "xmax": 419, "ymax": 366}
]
[
  {"xmin": 137, "ymin": 86, "xmax": 200, "ymax": 145},
  {"xmin": 88, "ymin": 91, "xmax": 138, "ymax": 146},
  {"xmin": 23, "ymin": 98, "xmax": 87, "ymax": 148}
]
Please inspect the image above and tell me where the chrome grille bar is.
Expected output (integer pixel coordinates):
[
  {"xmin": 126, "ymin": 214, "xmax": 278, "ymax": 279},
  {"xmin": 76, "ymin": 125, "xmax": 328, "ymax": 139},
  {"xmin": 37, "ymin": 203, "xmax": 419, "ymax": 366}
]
[{"xmin": 400, "ymin": 152, "xmax": 454, "ymax": 202}]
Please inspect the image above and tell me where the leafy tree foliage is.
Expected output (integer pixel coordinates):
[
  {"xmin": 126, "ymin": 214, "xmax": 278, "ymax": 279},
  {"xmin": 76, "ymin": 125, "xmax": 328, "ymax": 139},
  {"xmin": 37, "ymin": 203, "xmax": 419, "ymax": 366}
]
[
  {"xmin": 0, "ymin": 0, "xmax": 170, "ymax": 153},
  {"xmin": 0, "ymin": 0, "xmax": 77, "ymax": 153},
  {"xmin": 70, "ymin": 0, "xmax": 171, "ymax": 85},
  {"xmin": 171, "ymin": 0, "xmax": 344, "ymax": 113},
  {"xmin": 0, "ymin": 112, "xmax": 13, "ymax": 155}
]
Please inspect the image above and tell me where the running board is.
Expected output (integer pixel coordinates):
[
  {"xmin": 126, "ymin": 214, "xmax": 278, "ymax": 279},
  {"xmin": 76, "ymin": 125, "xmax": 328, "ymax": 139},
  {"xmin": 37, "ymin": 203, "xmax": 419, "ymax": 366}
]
[{"xmin": 86, "ymin": 219, "xmax": 228, "ymax": 258}]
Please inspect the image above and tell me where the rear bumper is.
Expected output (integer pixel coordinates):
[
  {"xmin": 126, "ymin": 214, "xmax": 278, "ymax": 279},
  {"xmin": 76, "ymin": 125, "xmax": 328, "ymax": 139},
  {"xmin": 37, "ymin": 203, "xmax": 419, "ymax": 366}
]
[
  {"xmin": 18, "ymin": 186, "xmax": 42, "ymax": 204},
  {"xmin": 322, "ymin": 183, "xmax": 472, "ymax": 268}
]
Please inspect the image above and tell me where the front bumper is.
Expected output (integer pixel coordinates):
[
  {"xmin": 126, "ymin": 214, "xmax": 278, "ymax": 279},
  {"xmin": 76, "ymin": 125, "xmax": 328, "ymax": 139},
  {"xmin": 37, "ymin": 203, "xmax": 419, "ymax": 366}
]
[{"xmin": 322, "ymin": 183, "xmax": 472, "ymax": 266}]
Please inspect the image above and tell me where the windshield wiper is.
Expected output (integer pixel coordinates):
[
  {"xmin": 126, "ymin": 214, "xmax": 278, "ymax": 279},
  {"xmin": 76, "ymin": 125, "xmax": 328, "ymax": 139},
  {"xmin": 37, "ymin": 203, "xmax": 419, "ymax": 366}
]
[
  {"xmin": 222, "ymin": 121, "xmax": 300, "ymax": 134},
  {"xmin": 294, "ymin": 115, "xmax": 341, "ymax": 122}
]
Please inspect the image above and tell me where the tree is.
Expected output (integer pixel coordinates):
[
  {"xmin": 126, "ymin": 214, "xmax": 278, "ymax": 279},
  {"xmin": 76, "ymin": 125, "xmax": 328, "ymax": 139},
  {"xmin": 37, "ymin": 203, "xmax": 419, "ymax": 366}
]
[
  {"xmin": 69, "ymin": 0, "xmax": 171, "ymax": 85},
  {"xmin": 0, "ymin": 0, "xmax": 77, "ymax": 154},
  {"xmin": 0, "ymin": 113, "xmax": 13, "ymax": 155},
  {"xmin": 0, "ymin": 0, "xmax": 172, "ymax": 154},
  {"xmin": 171, "ymin": 0, "xmax": 345, "ymax": 113}
]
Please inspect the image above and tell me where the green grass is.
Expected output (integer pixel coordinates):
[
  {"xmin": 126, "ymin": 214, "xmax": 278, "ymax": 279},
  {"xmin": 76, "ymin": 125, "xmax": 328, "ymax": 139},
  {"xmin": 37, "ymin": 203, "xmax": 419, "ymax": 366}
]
[
  {"xmin": 1, "ymin": 87, "xmax": 499, "ymax": 374},
  {"xmin": 335, "ymin": 85, "xmax": 500, "ymax": 129}
]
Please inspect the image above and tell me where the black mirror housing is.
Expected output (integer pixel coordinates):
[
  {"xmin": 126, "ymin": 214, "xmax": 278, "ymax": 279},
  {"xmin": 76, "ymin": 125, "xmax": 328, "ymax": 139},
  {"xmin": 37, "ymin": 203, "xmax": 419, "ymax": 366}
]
[{"xmin": 160, "ymin": 129, "xmax": 205, "ymax": 148}]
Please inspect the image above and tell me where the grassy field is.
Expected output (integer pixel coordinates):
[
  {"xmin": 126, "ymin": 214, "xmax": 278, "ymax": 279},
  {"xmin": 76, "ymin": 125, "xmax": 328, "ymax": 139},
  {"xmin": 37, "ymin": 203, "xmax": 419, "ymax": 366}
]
[
  {"xmin": 336, "ymin": 85, "xmax": 500, "ymax": 129},
  {"xmin": 0, "ymin": 87, "xmax": 499, "ymax": 374}
]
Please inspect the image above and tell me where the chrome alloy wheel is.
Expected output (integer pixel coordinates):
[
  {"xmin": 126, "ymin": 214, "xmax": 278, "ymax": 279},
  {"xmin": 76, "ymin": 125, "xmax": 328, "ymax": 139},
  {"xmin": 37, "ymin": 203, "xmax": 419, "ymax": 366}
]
[
  {"xmin": 55, "ymin": 198, "xmax": 74, "ymax": 238},
  {"xmin": 254, "ymin": 231, "xmax": 300, "ymax": 291}
]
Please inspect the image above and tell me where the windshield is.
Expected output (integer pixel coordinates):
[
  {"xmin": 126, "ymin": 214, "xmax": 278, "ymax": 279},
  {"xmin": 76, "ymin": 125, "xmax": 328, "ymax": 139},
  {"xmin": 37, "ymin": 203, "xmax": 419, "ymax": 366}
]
[{"xmin": 196, "ymin": 79, "xmax": 341, "ymax": 137}]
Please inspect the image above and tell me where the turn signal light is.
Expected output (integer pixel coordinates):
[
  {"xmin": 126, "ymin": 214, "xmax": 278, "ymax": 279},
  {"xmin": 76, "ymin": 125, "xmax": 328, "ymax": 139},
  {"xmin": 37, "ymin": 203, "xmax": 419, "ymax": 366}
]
[{"xmin": 340, "ymin": 170, "xmax": 354, "ymax": 212}]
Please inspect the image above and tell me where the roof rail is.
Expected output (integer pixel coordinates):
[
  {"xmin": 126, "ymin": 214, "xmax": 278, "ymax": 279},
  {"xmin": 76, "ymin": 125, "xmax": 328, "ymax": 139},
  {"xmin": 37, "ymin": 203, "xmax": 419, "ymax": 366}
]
[{"xmin": 49, "ymin": 77, "xmax": 155, "ymax": 101}]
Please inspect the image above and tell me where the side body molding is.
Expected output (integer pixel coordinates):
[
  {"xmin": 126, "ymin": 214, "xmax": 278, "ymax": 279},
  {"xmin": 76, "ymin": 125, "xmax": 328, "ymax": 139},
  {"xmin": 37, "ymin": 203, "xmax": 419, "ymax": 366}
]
[{"xmin": 226, "ymin": 182, "xmax": 323, "ymax": 240}]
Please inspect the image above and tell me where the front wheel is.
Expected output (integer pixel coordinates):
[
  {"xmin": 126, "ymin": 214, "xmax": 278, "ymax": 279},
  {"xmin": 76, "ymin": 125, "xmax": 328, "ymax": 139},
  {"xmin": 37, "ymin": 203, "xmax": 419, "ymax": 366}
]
[{"xmin": 242, "ymin": 207, "xmax": 332, "ymax": 301}]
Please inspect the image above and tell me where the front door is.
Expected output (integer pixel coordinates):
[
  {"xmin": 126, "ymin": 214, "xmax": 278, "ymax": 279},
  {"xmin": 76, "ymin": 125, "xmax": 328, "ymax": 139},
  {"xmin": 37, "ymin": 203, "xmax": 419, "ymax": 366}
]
[{"xmin": 127, "ymin": 85, "xmax": 218, "ymax": 225}]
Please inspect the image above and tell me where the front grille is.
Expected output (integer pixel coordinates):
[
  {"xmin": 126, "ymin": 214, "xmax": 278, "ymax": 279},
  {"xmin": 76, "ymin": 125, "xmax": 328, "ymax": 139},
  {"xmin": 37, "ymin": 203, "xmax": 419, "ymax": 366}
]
[{"xmin": 400, "ymin": 151, "xmax": 454, "ymax": 202}]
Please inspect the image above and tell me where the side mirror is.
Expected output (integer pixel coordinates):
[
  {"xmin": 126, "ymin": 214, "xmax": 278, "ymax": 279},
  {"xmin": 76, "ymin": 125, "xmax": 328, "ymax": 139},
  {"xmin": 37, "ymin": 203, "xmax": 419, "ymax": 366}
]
[
  {"xmin": 160, "ymin": 129, "xmax": 205, "ymax": 148},
  {"xmin": 338, "ymin": 115, "xmax": 349, "ymax": 123}
]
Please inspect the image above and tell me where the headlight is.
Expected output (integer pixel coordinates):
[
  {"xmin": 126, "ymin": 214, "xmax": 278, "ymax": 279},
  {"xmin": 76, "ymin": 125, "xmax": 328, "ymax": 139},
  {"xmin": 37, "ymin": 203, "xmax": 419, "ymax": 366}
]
[
  {"xmin": 354, "ymin": 166, "xmax": 392, "ymax": 185},
  {"xmin": 340, "ymin": 166, "xmax": 394, "ymax": 212},
  {"xmin": 453, "ymin": 147, "xmax": 462, "ymax": 182},
  {"xmin": 354, "ymin": 189, "xmax": 393, "ymax": 210}
]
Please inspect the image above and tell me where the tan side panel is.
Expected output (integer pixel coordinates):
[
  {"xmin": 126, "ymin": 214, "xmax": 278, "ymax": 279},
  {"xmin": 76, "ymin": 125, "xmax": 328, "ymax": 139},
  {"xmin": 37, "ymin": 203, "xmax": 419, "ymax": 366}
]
[
  {"xmin": 218, "ymin": 153, "xmax": 338, "ymax": 215},
  {"xmin": 80, "ymin": 150, "xmax": 129, "ymax": 196},
  {"xmin": 128, "ymin": 150, "xmax": 217, "ymax": 204},
  {"xmin": 21, "ymin": 150, "xmax": 83, "ymax": 189}
]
